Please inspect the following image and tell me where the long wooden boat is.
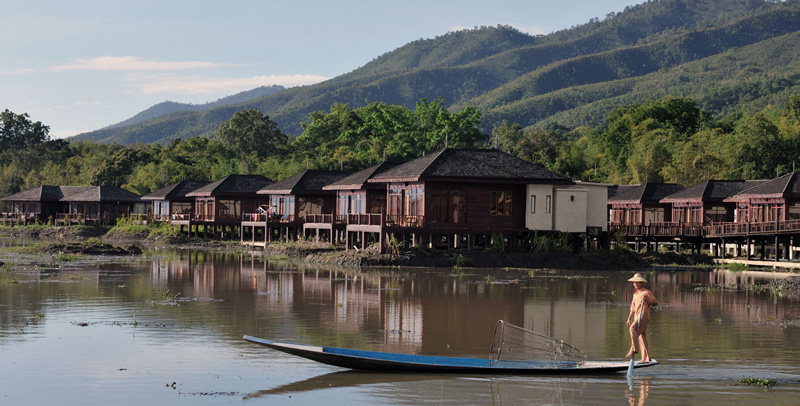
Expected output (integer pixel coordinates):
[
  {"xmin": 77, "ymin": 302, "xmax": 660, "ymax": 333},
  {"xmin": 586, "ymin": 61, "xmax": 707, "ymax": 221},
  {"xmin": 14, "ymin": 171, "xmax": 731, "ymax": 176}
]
[{"xmin": 242, "ymin": 335, "xmax": 658, "ymax": 375}]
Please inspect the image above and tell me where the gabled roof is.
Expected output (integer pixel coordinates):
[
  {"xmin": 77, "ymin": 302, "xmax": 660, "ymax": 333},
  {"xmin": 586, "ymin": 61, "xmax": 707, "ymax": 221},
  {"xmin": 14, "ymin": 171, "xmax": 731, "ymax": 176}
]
[
  {"xmin": 323, "ymin": 162, "xmax": 397, "ymax": 190},
  {"xmin": 661, "ymin": 180, "xmax": 765, "ymax": 203},
  {"xmin": 141, "ymin": 180, "xmax": 211, "ymax": 200},
  {"xmin": 608, "ymin": 183, "xmax": 685, "ymax": 204},
  {"xmin": 60, "ymin": 186, "xmax": 143, "ymax": 203},
  {"xmin": 607, "ymin": 184, "xmax": 638, "ymax": 200},
  {"xmin": 724, "ymin": 172, "xmax": 800, "ymax": 202},
  {"xmin": 257, "ymin": 170, "xmax": 346, "ymax": 195},
  {"xmin": 0, "ymin": 185, "xmax": 93, "ymax": 202},
  {"xmin": 185, "ymin": 174, "xmax": 273, "ymax": 197},
  {"xmin": 368, "ymin": 148, "xmax": 571, "ymax": 184}
]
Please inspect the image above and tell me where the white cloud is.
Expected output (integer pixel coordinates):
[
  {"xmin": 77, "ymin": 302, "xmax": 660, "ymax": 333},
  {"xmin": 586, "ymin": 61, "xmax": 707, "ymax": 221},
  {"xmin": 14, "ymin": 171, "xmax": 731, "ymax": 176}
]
[
  {"xmin": 0, "ymin": 68, "xmax": 35, "ymax": 75},
  {"xmin": 50, "ymin": 56, "xmax": 231, "ymax": 71},
  {"xmin": 125, "ymin": 73, "xmax": 330, "ymax": 95}
]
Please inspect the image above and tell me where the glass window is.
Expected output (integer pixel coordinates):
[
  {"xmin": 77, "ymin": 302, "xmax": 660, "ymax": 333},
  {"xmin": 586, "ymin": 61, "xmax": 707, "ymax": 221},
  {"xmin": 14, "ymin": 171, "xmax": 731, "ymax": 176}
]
[
  {"xmin": 546, "ymin": 195, "xmax": 551, "ymax": 214},
  {"xmin": 530, "ymin": 195, "xmax": 536, "ymax": 214},
  {"xmin": 490, "ymin": 191, "xmax": 512, "ymax": 216}
]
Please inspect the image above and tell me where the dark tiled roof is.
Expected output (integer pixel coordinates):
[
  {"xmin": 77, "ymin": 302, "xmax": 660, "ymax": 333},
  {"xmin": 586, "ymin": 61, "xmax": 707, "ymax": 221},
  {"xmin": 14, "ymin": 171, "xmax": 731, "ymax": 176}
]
[
  {"xmin": 1, "ymin": 185, "xmax": 94, "ymax": 202},
  {"xmin": 141, "ymin": 180, "xmax": 211, "ymax": 200},
  {"xmin": 607, "ymin": 184, "xmax": 637, "ymax": 200},
  {"xmin": 323, "ymin": 162, "xmax": 397, "ymax": 190},
  {"xmin": 661, "ymin": 180, "xmax": 764, "ymax": 203},
  {"xmin": 609, "ymin": 183, "xmax": 685, "ymax": 203},
  {"xmin": 725, "ymin": 172, "xmax": 800, "ymax": 201},
  {"xmin": 60, "ymin": 186, "xmax": 143, "ymax": 203},
  {"xmin": 257, "ymin": 170, "xmax": 346, "ymax": 195},
  {"xmin": 185, "ymin": 174, "xmax": 274, "ymax": 197},
  {"xmin": 368, "ymin": 148, "xmax": 571, "ymax": 184}
]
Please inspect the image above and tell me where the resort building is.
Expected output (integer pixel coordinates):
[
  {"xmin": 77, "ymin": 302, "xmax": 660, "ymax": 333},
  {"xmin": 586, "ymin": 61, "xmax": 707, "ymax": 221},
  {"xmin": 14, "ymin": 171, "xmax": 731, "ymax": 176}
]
[
  {"xmin": 242, "ymin": 170, "xmax": 346, "ymax": 244},
  {"xmin": 178, "ymin": 174, "xmax": 274, "ymax": 238},
  {"xmin": 0, "ymin": 185, "xmax": 145, "ymax": 225},
  {"xmin": 140, "ymin": 180, "xmax": 211, "ymax": 222}
]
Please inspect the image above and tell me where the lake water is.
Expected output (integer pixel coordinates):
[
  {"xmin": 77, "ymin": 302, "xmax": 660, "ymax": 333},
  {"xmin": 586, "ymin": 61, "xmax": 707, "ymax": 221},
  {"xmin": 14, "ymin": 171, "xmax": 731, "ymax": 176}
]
[{"xmin": 1, "ymin": 239, "xmax": 799, "ymax": 405}]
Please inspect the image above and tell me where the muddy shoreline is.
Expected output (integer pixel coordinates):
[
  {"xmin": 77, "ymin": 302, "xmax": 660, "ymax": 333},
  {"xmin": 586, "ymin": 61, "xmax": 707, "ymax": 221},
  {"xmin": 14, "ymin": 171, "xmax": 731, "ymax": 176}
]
[{"xmin": 1, "ymin": 226, "xmax": 717, "ymax": 270}]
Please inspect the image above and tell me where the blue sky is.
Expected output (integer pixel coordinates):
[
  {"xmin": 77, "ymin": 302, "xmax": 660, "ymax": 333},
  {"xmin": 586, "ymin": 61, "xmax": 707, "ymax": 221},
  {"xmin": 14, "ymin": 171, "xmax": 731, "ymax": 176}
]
[{"xmin": 1, "ymin": 0, "xmax": 640, "ymax": 138}]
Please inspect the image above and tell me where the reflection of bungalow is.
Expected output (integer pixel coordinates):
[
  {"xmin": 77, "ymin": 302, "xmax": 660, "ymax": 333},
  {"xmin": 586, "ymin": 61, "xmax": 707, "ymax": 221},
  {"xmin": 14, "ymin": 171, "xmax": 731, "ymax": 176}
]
[
  {"xmin": 661, "ymin": 180, "xmax": 765, "ymax": 226},
  {"xmin": 363, "ymin": 148, "xmax": 575, "ymax": 250},
  {"xmin": 304, "ymin": 162, "xmax": 396, "ymax": 242},
  {"xmin": 723, "ymin": 172, "xmax": 800, "ymax": 223},
  {"xmin": 241, "ymin": 170, "xmax": 346, "ymax": 244},
  {"xmin": 140, "ymin": 180, "xmax": 211, "ymax": 222},
  {"xmin": 58, "ymin": 186, "xmax": 146, "ymax": 225},
  {"xmin": 608, "ymin": 183, "xmax": 685, "ymax": 226},
  {"xmin": 180, "ymin": 174, "xmax": 273, "ymax": 238},
  {"xmin": 0, "ymin": 185, "xmax": 92, "ymax": 225}
]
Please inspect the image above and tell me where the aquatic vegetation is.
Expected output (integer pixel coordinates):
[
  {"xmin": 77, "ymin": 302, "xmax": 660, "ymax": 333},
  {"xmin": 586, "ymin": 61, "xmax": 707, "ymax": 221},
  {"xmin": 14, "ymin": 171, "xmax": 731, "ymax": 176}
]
[
  {"xmin": 387, "ymin": 233, "xmax": 401, "ymax": 256},
  {"xmin": 52, "ymin": 251, "xmax": 80, "ymax": 262},
  {"xmin": 693, "ymin": 285, "xmax": 723, "ymax": 292},
  {"xmin": 739, "ymin": 377, "xmax": 776, "ymax": 388},
  {"xmin": 488, "ymin": 233, "xmax": 506, "ymax": 253},
  {"xmin": 725, "ymin": 263, "xmax": 749, "ymax": 272},
  {"xmin": 451, "ymin": 253, "xmax": 473, "ymax": 269}
]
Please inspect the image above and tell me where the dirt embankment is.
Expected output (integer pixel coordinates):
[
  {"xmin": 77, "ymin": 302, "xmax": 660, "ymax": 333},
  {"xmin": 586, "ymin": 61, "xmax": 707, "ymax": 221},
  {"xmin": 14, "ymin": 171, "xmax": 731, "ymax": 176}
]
[
  {"xmin": 42, "ymin": 242, "xmax": 142, "ymax": 256},
  {"xmin": 260, "ymin": 242, "xmax": 678, "ymax": 270}
]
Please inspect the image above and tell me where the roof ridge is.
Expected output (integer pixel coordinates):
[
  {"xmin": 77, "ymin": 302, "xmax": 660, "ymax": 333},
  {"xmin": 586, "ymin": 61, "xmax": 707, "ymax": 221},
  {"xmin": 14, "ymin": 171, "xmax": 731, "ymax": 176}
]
[{"xmin": 417, "ymin": 148, "xmax": 448, "ymax": 178}]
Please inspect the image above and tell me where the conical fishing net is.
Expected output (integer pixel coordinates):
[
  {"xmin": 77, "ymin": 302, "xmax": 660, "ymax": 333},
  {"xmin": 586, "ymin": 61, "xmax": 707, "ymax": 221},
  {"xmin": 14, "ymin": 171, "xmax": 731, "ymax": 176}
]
[{"xmin": 489, "ymin": 320, "xmax": 587, "ymax": 367}]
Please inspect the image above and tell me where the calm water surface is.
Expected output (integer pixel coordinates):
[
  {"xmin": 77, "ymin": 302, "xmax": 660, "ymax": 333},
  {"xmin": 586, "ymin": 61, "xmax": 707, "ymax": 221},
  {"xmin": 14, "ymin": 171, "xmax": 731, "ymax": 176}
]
[{"xmin": 1, "ymin": 238, "xmax": 799, "ymax": 405}]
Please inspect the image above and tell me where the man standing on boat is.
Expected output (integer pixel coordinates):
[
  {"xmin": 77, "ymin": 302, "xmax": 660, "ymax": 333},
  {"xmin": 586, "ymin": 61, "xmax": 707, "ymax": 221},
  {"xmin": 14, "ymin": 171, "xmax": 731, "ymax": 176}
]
[{"xmin": 625, "ymin": 273, "xmax": 658, "ymax": 363}]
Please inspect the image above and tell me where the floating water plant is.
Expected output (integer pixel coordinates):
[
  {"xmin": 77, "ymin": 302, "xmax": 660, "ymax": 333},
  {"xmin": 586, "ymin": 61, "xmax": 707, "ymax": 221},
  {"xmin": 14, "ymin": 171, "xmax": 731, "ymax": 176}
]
[{"xmin": 739, "ymin": 377, "xmax": 776, "ymax": 388}]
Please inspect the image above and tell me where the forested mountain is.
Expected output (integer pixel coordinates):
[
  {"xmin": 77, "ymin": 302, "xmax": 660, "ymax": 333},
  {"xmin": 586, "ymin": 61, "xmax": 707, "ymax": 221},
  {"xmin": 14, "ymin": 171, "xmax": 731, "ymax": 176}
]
[
  {"xmin": 101, "ymin": 85, "xmax": 284, "ymax": 130},
  {"xmin": 70, "ymin": 0, "xmax": 800, "ymax": 145}
]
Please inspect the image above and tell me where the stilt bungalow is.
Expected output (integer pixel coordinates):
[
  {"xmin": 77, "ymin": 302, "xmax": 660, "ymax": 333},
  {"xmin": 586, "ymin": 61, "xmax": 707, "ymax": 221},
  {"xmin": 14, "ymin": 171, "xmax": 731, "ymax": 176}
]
[
  {"xmin": 140, "ymin": 180, "xmax": 211, "ymax": 222},
  {"xmin": 0, "ymin": 185, "xmax": 93, "ymax": 225},
  {"xmin": 180, "ymin": 174, "xmax": 273, "ymax": 238},
  {"xmin": 310, "ymin": 162, "xmax": 397, "ymax": 244},
  {"xmin": 608, "ymin": 183, "xmax": 685, "ymax": 229},
  {"xmin": 659, "ymin": 180, "xmax": 765, "ymax": 232},
  {"xmin": 57, "ymin": 186, "xmax": 146, "ymax": 225},
  {"xmin": 241, "ymin": 170, "xmax": 345, "ymax": 245},
  {"xmin": 361, "ymin": 148, "xmax": 575, "ymax": 252},
  {"xmin": 704, "ymin": 172, "xmax": 800, "ymax": 260}
]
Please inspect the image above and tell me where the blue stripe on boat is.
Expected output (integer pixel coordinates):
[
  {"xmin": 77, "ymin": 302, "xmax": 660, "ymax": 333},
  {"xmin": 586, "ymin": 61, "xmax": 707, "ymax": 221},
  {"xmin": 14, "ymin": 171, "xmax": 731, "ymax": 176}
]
[{"xmin": 322, "ymin": 346, "xmax": 578, "ymax": 369}]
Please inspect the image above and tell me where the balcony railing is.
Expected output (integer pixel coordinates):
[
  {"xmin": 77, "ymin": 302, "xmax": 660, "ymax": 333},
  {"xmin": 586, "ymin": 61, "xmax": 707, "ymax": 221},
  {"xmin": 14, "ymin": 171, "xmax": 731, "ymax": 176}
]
[{"xmin": 384, "ymin": 214, "xmax": 424, "ymax": 227}]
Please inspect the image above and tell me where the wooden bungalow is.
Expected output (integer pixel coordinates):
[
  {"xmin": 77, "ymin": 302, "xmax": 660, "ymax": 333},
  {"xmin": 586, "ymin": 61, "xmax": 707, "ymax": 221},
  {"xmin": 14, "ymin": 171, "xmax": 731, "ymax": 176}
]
[
  {"xmin": 140, "ymin": 180, "xmax": 211, "ymax": 222},
  {"xmin": 362, "ymin": 148, "xmax": 574, "ymax": 251},
  {"xmin": 660, "ymin": 180, "xmax": 765, "ymax": 227},
  {"xmin": 302, "ymin": 162, "xmax": 398, "ymax": 243},
  {"xmin": 241, "ymin": 170, "xmax": 346, "ymax": 245},
  {"xmin": 608, "ymin": 183, "xmax": 685, "ymax": 228},
  {"xmin": 722, "ymin": 172, "xmax": 800, "ymax": 224},
  {"xmin": 0, "ymin": 185, "xmax": 93, "ymax": 225},
  {"xmin": 181, "ymin": 174, "xmax": 273, "ymax": 238},
  {"xmin": 58, "ymin": 186, "xmax": 146, "ymax": 225}
]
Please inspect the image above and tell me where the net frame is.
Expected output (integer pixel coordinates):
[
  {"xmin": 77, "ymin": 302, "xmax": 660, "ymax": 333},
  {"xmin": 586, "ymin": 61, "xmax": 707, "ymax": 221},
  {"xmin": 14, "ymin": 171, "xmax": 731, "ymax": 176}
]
[{"xmin": 489, "ymin": 320, "xmax": 587, "ymax": 367}]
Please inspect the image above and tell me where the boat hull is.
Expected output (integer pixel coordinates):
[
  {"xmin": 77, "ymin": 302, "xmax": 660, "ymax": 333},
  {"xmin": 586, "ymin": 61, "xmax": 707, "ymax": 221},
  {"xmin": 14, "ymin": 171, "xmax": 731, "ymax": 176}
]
[{"xmin": 243, "ymin": 335, "xmax": 658, "ymax": 375}]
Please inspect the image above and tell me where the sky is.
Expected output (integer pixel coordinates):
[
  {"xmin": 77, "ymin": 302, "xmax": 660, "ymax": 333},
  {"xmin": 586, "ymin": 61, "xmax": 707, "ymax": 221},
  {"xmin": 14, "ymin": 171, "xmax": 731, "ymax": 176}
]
[{"xmin": 1, "ymin": 0, "xmax": 640, "ymax": 139}]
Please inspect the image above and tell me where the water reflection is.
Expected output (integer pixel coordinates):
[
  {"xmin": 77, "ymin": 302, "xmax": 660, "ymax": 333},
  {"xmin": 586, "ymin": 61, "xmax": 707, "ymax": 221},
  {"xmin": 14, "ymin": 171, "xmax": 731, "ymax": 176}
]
[{"xmin": 2, "ymin": 243, "xmax": 800, "ymax": 405}]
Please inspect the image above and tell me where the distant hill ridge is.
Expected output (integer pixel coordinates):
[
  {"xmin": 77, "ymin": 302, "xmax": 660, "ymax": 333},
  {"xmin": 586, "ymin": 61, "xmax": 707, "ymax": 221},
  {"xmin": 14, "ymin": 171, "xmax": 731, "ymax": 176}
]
[
  {"xmin": 102, "ymin": 85, "xmax": 285, "ymax": 130},
  {"xmin": 70, "ymin": 0, "xmax": 800, "ymax": 145}
]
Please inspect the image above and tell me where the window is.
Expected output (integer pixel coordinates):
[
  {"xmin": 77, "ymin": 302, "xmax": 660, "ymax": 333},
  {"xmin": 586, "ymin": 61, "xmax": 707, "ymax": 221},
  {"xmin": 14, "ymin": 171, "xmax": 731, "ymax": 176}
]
[
  {"xmin": 530, "ymin": 195, "xmax": 536, "ymax": 214},
  {"xmin": 490, "ymin": 191, "xmax": 512, "ymax": 216},
  {"xmin": 430, "ymin": 189, "xmax": 466, "ymax": 223},
  {"xmin": 546, "ymin": 195, "xmax": 551, "ymax": 214}
]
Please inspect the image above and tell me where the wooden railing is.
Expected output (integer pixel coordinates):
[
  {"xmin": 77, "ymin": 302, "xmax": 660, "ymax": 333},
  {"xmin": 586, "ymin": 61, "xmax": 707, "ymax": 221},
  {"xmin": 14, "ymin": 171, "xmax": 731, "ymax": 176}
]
[
  {"xmin": 304, "ymin": 213, "xmax": 335, "ymax": 224},
  {"xmin": 384, "ymin": 214, "xmax": 424, "ymax": 227},
  {"xmin": 347, "ymin": 213, "xmax": 385, "ymax": 227},
  {"xmin": 612, "ymin": 219, "xmax": 800, "ymax": 238}
]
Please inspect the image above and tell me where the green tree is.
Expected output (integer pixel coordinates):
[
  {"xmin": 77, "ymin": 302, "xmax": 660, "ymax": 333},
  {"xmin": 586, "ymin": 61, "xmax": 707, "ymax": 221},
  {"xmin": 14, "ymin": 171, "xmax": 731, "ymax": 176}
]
[
  {"xmin": 215, "ymin": 109, "xmax": 287, "ymax": 158},
  {"xmin": 0, "ymin": 109, "xmax": 50, "ymax": 152}
]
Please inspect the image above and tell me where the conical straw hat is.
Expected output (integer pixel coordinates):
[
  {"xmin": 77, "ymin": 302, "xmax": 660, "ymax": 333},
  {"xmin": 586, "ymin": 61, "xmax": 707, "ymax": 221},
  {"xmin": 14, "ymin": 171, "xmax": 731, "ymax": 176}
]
[{"xmin": 627, "ymin": 273, "xmax": 647, "ymax": 283}]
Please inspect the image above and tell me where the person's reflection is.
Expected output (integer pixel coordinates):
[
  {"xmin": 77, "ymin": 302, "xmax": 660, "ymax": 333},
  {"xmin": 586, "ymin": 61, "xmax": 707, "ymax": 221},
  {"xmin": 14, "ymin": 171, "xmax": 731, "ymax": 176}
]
[{"xmin": 625, "ymin": 378, "xmax": 650, "ymax": 406}]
